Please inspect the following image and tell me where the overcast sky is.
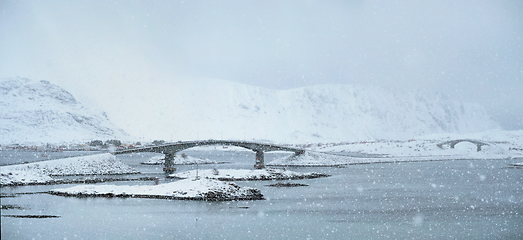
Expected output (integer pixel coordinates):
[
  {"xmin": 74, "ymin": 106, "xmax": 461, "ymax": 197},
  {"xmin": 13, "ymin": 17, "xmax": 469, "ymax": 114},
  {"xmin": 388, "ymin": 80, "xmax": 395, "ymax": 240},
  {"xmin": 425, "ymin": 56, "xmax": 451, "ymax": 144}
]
[{"xmin": 1, "ymin": 0, "xmax": 522, "ymax": 130}]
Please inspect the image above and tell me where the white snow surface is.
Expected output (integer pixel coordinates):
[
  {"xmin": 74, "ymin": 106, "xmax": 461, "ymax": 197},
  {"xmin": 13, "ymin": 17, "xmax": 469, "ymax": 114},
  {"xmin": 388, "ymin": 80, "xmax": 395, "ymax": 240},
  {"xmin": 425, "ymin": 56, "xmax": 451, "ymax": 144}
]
[
  {"xmin": 94, "ymin": 78, "xmax": 500, "ymax": 143},
  {"xmin": 49, "ymin": 178, "xmax": 262, "ymax": 200},
  {"xmin": 268, "ymin": 131, "xmax": 523, "ymax": 166},
  {"xmin": 269, "ymin": 151, "xmax": 511, "ymax": 167},
  {"xmin": 316, "ymin": 130, "xmax": 523, "ymax": 157},
  {"xmin": 0, "ymin": 77, "xmax": 129, "ymax": 144},
  {"xmin": 142, "ymin": 154, "xmax": 220, "ymax": 165},
  {"xmin": 0, "ymin": 168, "xmax": 54, "ymax": 185},
  {"xmin": 0, "ymin": 153, "xmax": 137, "ymax": 185},
  {"xmin": 169, "ymin": 168, "xmax": 328, "ymax": 181}
]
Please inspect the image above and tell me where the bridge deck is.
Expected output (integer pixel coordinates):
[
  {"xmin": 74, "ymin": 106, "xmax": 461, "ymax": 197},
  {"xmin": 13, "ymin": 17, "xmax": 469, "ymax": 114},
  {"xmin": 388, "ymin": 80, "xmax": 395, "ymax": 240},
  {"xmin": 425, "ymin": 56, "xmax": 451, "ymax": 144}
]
[
  {"xmin": 113, "ymin": 140, "xmax": 305, "ymax": 171},
  {"xmin": 113, "ymin": 140, "xmax": 304, "ymax": 155},
  {"xmin": 436, "ymin": 139, "xmax": 490, "ymax": 152}
]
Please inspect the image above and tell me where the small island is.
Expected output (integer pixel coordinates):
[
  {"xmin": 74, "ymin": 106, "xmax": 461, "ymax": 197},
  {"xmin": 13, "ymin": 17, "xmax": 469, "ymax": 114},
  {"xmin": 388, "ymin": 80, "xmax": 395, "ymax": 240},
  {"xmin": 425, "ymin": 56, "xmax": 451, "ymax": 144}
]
[
  {"xmin": 48, "ymin": 178, "xmax": 264, "ymax": 201},
  {"xmin": 168, "ymin": 168, "xmax": 330, "ymax": 181}
]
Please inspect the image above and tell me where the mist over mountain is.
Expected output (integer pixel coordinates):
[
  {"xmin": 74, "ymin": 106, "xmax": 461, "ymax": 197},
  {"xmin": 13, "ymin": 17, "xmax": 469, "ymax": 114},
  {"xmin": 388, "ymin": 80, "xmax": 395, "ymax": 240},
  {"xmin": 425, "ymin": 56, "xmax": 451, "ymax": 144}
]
[
  {"xmin": 0, "ymin": 77, "xmax": 128, "ymax": 144},
  {"xmin": 1, "ymin": 77, "xmax": 500, "ymax": 144},
  {"xmin": 94, "ymin": 78, "xmax": 500, "ymax": 143}
]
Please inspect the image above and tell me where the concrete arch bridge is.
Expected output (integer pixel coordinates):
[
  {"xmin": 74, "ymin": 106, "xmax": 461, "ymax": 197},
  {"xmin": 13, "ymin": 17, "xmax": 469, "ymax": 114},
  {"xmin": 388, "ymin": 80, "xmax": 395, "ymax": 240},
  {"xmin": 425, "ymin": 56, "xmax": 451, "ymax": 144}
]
[
  {"xmin": 436, "ymin": 139, "xmax": 490, "ymax": 152},
  {"xmin": 114, "ymin": 140, "xmax": 305, "ymax": 172}
]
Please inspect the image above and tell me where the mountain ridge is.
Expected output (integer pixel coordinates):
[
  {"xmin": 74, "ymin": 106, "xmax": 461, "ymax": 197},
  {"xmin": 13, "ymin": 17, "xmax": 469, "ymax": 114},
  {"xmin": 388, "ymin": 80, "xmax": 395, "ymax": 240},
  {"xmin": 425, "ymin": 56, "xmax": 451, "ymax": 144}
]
[{"xmin": 0, "ymin": 77, "xmax": 129, "ymax": 144}]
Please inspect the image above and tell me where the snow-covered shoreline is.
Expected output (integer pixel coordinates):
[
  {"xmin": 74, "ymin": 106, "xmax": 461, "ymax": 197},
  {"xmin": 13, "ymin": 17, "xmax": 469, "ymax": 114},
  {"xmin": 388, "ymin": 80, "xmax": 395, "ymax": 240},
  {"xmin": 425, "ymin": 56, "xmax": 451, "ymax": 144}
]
[
  {"xmin": 1, "ymin": 176, "xmax": 157, "ymax": 187},
  {"xmin": 310, "ymin": 133, "xmax": 522, "ymax": 157},
  {"xmin": 510, "ymin": 162, "xmax": 523, "ymax": 167},
  {"xmin": 1, "ymin": 153, "xmax": 138, "ymax": 186},
  {"xmin": 267, "ymin": 151, "xmax": 518, "ymax": 167},
  {"xmin": 266, "ymin": 135, "xmax": 523, "ymax": 167},
  {"xmin": 169, "ymin": 168, "xmax": 330, "ymax": 181},
  {"xmin": 48, "ymin": 178, "xmax": 264, "ymax": 201}
]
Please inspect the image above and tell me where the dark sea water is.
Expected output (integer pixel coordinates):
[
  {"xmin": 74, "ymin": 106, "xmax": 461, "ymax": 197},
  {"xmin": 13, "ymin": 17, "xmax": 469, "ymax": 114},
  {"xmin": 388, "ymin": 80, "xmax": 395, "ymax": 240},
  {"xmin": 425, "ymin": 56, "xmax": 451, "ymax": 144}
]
[{"xmin": 1, "ymin": 150, "xmax": 522, "ymax": 239}]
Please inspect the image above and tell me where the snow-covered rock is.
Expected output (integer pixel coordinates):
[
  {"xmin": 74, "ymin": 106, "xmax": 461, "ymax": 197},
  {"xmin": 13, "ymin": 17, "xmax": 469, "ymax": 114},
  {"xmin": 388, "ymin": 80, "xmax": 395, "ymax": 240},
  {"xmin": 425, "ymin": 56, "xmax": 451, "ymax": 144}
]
[
  {"xmin": 141, "ymin": 154, "xmax": 223, "ymax": 165},
  {"xmin": 169, "ymin": 168, "xmax": 330, "ymax": 181},
  {"xmin": 141, "ymin": 155, "xmax": 165, "ymax": 165},
  {"xmin": 0, "ymin": 168, "xmax": 53, "ymax": 186},
  {"xmin": 0, "ymin": 77, "xmax": 129, "ymax": 144},
  {"xmin": 0, "ymin": 153, "xmax": 138, "ymax": 186},
  {"xmin": 48, "ymin": 178, "xmax": 264, "ymax": 201}
]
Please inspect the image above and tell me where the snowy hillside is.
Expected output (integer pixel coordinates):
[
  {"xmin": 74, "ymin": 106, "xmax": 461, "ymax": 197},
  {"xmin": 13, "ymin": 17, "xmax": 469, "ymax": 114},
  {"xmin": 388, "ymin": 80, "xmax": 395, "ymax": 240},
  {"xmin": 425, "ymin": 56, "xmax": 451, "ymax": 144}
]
[
  {"xmin": 0, "ymin": 77, "xmax": 128, "ymax": 144},
  {"xmin": 97, "ymin": 78, "xmax": 499, "ymax": 143}
]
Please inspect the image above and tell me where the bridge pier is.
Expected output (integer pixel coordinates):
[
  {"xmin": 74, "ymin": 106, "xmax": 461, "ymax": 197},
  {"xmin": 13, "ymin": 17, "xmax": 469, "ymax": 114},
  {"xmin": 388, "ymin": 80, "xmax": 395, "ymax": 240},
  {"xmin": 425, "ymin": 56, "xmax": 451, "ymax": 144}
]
[
  {"xmin": 163, "ymin": 153, "xmax": 177, "ymax": 173},
  {"xmin": 254, "ymin": 151, "xmax": 265, "ymax": 169}
]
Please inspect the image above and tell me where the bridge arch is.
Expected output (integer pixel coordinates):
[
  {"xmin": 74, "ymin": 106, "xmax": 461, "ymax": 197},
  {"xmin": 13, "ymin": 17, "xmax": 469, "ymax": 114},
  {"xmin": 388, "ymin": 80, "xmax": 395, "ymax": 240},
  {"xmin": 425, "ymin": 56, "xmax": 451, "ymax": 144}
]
[
  {"xmin": 114, "ymin": 140, "xmax": 305, "ymax": 172},
  {"xmin": 436, "ymin": 139, "xmax": 490, "ymax": 152}
]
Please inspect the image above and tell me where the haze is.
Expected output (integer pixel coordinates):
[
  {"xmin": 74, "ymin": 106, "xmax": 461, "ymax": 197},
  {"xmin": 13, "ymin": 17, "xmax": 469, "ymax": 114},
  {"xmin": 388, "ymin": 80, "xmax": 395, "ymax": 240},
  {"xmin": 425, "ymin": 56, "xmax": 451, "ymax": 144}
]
[{"xmin": 1, "ymin": 0, "xmax": 522, "ymax": 130}]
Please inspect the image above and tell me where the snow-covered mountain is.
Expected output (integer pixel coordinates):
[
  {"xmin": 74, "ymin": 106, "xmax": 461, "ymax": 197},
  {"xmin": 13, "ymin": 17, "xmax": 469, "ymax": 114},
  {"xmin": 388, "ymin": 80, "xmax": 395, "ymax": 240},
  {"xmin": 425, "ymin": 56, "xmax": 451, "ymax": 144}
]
[
  {"xmin": 0, "ymin": 77, "xmax": 500, "ymax": 144},
  {"xmin": 94, "ymin": 78, "xmax": 500, "ymax": 143},
  {"xmin": 0, "ymin": 77, "xmax": 128, "ymax": 144}
]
